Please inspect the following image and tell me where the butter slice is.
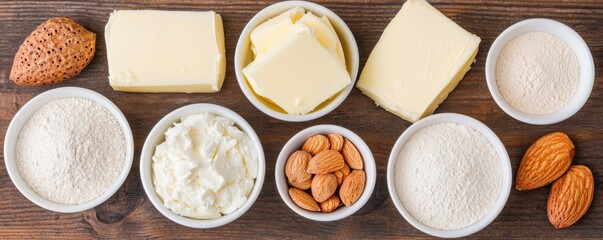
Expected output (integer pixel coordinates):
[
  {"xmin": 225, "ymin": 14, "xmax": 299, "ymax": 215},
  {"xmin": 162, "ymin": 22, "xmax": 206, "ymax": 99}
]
[
  {"xmin": 243, "ymin": 23, "xmax": 351, "ymax": 115},
  {"xmin": 105, "ymin": 10, "xmax": 225, "ymax": 93},
  {"xmin": 250, "ymin": 8, "xmax": 345, "ymax": 66},
  {"xmin": 250, "ymin": 7, "xmax": 305, "ymax": 59},
  {"xmin": 356, "ymin": 0, "xmax": 480, "ymax": 122}
]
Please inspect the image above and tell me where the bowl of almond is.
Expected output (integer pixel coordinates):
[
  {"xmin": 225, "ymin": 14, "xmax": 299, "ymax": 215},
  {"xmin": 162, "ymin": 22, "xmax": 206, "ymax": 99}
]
[{"xmin": 275, "ymin": 124, "xmax": 376, "ymax": 221}]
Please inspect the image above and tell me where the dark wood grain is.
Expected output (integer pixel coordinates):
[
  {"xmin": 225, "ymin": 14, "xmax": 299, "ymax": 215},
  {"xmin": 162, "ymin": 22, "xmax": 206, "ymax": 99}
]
[{"xmin": 1, "ymin": 0, "xmax": 602, "ymax": 238}]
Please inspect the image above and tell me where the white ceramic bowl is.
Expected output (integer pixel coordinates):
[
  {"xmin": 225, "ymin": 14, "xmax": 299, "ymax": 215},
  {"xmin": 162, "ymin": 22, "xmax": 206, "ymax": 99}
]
[
  {"xmin": 234, "ymin": 1, "xmax": 359, "ymax": 122},
  {"xmin": 4, "ymin": 87, "xmax": 134, "ymax": 213},
  {"xmin": 485, "ymin": 18, "xmax": 594, "ymax": 125},
  {"xmin": 387, "ymin": 113, "xmax": 512, "ymax": 238},
  {"xmin": 275, "ymin": 124, "xmax": 376, "ymax": 221},
  {"xmin": 140, "ymin": 103, "xmax": 265, "ymax": 228}
]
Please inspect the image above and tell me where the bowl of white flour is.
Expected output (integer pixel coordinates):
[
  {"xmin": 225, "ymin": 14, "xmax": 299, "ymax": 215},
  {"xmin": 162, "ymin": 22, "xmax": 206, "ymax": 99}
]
[
  {"xmin": 485, "ymin": 18, "xmax": 594, "ymax": 125},
  {"xmin": 4, "ymin": 87, "xmax": 134, "ymax": 213},
  {"xmin": 387, "ymin": 113, "xmax": 512, "ymax": 238}
]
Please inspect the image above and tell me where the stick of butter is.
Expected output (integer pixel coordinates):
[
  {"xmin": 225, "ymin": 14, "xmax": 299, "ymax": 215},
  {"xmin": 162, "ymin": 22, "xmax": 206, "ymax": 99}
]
[
  {"xmin": 356, "ymin": 0, "xmax": 480, "ymax": 122},
  {"xmin": 105, "ymin": 10, "xmax": 225, "ymax": 93}
]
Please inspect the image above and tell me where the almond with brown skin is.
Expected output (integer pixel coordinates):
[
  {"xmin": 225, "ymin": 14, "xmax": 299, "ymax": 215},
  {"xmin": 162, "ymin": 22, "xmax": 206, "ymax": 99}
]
[
  {"xmin": 311, "ymin": 174, "xmax": 337, "ymax": 203},
  {"xmin": 340, "ymin": 169, "xmax": 366, "ymax": 206},
  {"xmin": 289, "ymin": 187, "xmax": 320, "ymax": 212},
  {"xmin": 285, "ymin": 150, "xmax": 312, "ymax": 183},
  {"xmin": 342, "ymin": 138, "xmax": 363, "ymax": 170},
  {"xmin": 302, "ymin": 134, "xmax": 330, "ymax": 155},
  {"xmin": 516, "ymin": 132, "xmax": 575, "ymax": 191},
  {"xmin": 320, "ymin": 194, "xmax": 341, "ymax": 213},
  {"xmin": 289, "ymin": 177, "xmax": 313, "ymax": 190},
  {"xmin": 327, "ymin": 133, "xmax": 344, "ymax": 152},
  {"xmin": 334, "ymin": 164, "xmax": 350, "ymax": 186},
  {"xmin": 548, "ymin": 165, "xmax": 594, "ymax": 229},
  {"xmin": 307, "ymin": 150, "xmax": 345, "ymax": 174},
  {"xmin": 10, "ymin": 17, "xmax": 96, "ymax": 86}
]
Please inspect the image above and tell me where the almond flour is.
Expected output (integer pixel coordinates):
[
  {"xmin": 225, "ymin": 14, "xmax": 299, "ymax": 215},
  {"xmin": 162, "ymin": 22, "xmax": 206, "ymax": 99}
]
[
  {"xmin": 496, "ymin": 32, "xmax": 579, "ymax": 115},
  {"xmin": 16, "ymin": 98, "xmax": 126, "ymax": 205},
  {"xmin": 394, "ymin": 123, "xmax": 502, "ymax": 230}
]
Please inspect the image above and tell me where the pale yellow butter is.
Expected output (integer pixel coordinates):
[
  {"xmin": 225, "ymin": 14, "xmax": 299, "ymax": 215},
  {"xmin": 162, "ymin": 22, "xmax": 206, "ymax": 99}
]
[
  {"xmin": 243, "ymin": 22, "xmax": 350, "ymax": 115},
  {"xmin": 105, "ymin": 10, "xmax": 225, "ymax": 93},
  {"xmin": 244, "ymin": 8, "xmax": 350, "ymax": 115},
  {"xmin": 356, "ymin": 0, "xmax": 480, "ymax": 122}
]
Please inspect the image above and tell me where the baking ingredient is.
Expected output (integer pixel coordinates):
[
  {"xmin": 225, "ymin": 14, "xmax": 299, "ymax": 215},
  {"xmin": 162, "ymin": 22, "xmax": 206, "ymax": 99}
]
[
  {"xmin": 548, "ymin": 165, "xmax": 593, "ymax": 229},
  {"xmin": 327, "ymin": 133, "xmax": 344, "ymax": 151},
  {"xmin": 302, "ymin": 134, "xmax": 331, "ymax": 155},
  {"xmin": 285, "ymin": 150, "xmax": 313, "ymax": 183},
  {"xmin": 105, "ymin": 10, "xmax": 225, "ymax": 93},
  {"xmin": 290, "ymin": 177, "xmax": 312, "ymax": 190},
  {"xmin": 311, "ymin": 174, "xmax": 337, "ymax": 202},
  {"xmin": 243, "ymin": 8, "xmax": 351, "ymax": 115},
  {"xmin": 152, "ymin": 113, "xmax": 258, "ymax": 219},
  {"xmin": 342, "ymin": 138, "xmax": 363, "ymax": 170},
  {"xmin": 339, "ymin": 169, "xmax": 366, "ymax": 206},
  {"xmin": 10, "ymin": 17, "xmax": 96, "ymax": 86},
  {"xmin": 285, "ymin": 133, "xmax": 365, "ymax": 213},
  {"xmin": 395, "ymin": 123, "xmax": 502, "ymax": 230},
  {"xmin": 289, "ymin": 187, "xmax": 320, "ymax": 212},
  {"xmin": 496, "ymin": 32, "xmax": 579, "ymax": 115},
  {"xmin": 516, "ymin": 132, "xmax": 575, "ymax": 191},
  {"xmin": 356, "ymin": 0, "xmax": 480, "ymax": 123},
  {"xmin": 306, "ymin": 150, "xmax": 345, "ymax": 175},
  {"xmin": 320, "ymin": 194, "xmax": 341, "ymax": 213},
  {"xmin": 17, "ymin": 98, "xmax": 125, "ymax": 204}
]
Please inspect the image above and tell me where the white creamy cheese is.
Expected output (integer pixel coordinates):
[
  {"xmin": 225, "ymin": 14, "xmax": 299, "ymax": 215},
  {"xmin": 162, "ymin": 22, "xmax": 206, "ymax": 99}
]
[{"xmin": 152, "ymin": 113, "xmax": 257, "ymax": 219}]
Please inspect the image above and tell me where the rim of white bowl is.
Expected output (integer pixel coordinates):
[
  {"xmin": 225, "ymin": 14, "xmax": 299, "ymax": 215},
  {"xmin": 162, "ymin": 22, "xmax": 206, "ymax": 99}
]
[
  {"xmin": 485, "ymin": 18, "xmax": 595, "ymax": 125},
  {"xmin": 4, "ymin": 87, "xmax": 134, "ymax": 213},
  {"xmin": 387, "ymin": 113, "xmax": 512, "ymax": 238},
  {"xmin": 234, "ymin": 0, "xmax": 360, "ymax": 122},
  {"xmin": 140, "ymin": 103, "xmax": 265, "ymax": 228},
  {"xmin": 275, "ymin": 124, "xmax": 376, "ymax": 221}
]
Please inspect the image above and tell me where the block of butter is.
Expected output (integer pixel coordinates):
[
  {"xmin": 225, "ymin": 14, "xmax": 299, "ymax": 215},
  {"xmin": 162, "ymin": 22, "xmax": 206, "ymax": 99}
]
[
  {"xmin": 243, "ymin": 8, "xmax": 350, "ymax": 115},
  {"xmin": 356, "ymin": 0, "xmax": 480, "ymax": 122},
  {"xmin": 105, "ymin": 10, "xmax": 225, "ymax": 93}
]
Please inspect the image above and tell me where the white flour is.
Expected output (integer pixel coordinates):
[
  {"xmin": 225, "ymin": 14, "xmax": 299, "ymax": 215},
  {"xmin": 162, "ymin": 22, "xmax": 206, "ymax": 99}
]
[
  {"xmin": 496, "ymin": 32, "xmax": 579, "ymax": 115},
  {"xmin": 394, "ymin": 123, "xmax": 502, "ymax": 230},
  {"xmin": 16, "ymin": 98, "xmax": 126, "ymax": 205}
]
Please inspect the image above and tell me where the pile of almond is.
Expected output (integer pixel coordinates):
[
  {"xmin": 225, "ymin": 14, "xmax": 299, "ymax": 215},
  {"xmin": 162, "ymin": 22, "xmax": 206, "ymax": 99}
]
[
  {"xmin": 286, "ymin": 133, "xmax": 366, "ymax": 213},
  {"xmin": 516, "ymin": 132, "xmax": 594, "ymax": 229}
]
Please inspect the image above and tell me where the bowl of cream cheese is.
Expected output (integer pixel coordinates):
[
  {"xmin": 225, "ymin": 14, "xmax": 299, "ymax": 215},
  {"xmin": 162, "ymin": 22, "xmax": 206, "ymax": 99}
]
[
  {"xmin": 140, "ymin": 103, "xmax": 265, "ymax": 228},
  {"xmin": 234, "ymin": 1, "xmax": 359, "ymax": 122}
]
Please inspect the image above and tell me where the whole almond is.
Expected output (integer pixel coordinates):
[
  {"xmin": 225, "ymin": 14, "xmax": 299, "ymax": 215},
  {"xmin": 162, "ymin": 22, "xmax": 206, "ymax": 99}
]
[
  {"xmin": 289, "ymin": 177, "xmax": 313, "ymax": 190},
  {"xmin": 548, "ymin": 165, "xmax": 594, "ymax": 229},
  {"xmin": 311, "ymin": 174, "xmax": 337, "ymax": 203},
  {"xmin": 285, "ymin": 150, "xmax": 313, "ymax": 183},
  {"xmin": 516, "ymin": 132, "xmax": 575, "ymax": 190},
  {"xmin": 334, "ymin": 164, "xmax": 350, "ymax": 186},
  {"xmin": 342, "ymin": 138, "xmax": 363, "ymax": 170},
  {"xmin": 307, "ymin": 150, "xmax": 345, "ymax": 174},
  {"xmin": 302, "ymin": 135, "xmax": 330, "ymax": 155},
  {"xmin": 10, "ymin": 17, "xmax": 96, "ymax": 86},
  {"xmin": 340, "ymin": 169, "xmax": 366, "ymax": 206},
  {"xmin": 320, "ymin": 194, "xmax": 341, "ymax": 213},
  {"xmin": 334, "ymin": 171, "xmax": 344, "ymax": 186},
  {"xmin": 289, "ymin": 187, "xmax": 320, "ymax": 212},
  {"xmin": 327, "ymin": 133, "xmax": 344, "ymax": 152}
]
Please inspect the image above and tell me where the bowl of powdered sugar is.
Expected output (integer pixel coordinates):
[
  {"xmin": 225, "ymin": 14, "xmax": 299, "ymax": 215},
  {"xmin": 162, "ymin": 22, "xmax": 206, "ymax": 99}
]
[
  {"xmin": 486, "ymin": 18, "xmax": 594, "ymax": 125},
  {"xmin": 4, "ymin": 87, "xmax": 134, "ymax": 213},
  {"xmin": 387, "ymin": 113, "xmax": 512, "ymax": 238}
]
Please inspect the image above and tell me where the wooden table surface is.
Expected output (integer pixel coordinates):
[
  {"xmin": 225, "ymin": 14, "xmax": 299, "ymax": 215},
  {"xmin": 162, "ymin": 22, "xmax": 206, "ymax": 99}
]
[{"xmin": 1, "ymin": 0, "xmax": 602, "ymax": 238}]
